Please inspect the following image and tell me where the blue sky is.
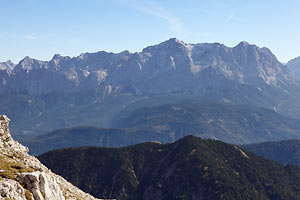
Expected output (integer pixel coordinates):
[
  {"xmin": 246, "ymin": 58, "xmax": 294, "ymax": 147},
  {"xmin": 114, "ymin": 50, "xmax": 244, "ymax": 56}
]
[{"xmin": 1, "ymin": 0, "xmax": 300, "ymax": 63}]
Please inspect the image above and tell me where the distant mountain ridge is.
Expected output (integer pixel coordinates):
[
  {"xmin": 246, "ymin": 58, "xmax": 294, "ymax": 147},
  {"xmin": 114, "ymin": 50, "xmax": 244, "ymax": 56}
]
[
  {"xmin": 242, "ymin": 139, "xmax": 300, "ymax": 166},
  {"xmin": 19, "ymin": 103, "xmax": 300, "ymax": 155},
  {"xmin": 1, "ymin": 38, "xmax": 300, "ymax": 136},
  {"xmin": 0, "ymin": 38, "xmax": 296, "ymax": 95},
  {"xmin": 114, "ymin": 103, "xmax": 300, "ymax": 143},
  {"xmin": 0, "ymin": 60, "xmax": 15, "ymax": 74}
]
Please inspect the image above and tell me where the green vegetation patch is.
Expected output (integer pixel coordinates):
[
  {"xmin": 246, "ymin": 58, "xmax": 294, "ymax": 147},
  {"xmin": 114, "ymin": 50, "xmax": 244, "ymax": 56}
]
[
  {"xmin": 38, "ymin": 136, "xmax": 300, "ymax": 200},
  {"xmin": 0, "ymin": 155, "xmax": 35, "ymax": 180},
  {"xmin": 25, "ymin": 189, "xmax": 33, "ymax": 200}
]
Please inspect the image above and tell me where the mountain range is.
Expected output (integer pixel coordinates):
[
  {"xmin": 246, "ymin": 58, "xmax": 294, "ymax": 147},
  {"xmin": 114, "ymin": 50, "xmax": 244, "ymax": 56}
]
[
  {"xmin": 2, "ymin": 38, "xmax": 300, "ymax": 199},
  {"xmin": 1, "ymin": 38, "xmax": 300, "ymax": 136},
  {"xmin": 18, "ymin": 103, "xmax": 300, "ymax": 155},
  {"xmin": 1, "ymin": 39, "xmax": 296, "ymax": 95}
]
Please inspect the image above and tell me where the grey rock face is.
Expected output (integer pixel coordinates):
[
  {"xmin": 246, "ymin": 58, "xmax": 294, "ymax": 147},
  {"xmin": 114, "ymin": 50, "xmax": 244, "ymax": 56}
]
[
  {"xmin": 17, "ymin": 171, "xmax": 64, "ymax": 200},
  {"xmin": 0, "ymin": 115, "xmax": 101, "ymax": 200},
  {"xmin": 0, "ymin": 38, "xmax": 295, "ymax": 96},
  {"xmin": 1, "ymin": 39, "xmax": 299, "ymax": 136},
  {"xmin": 0, "ymin": 178, "xmax": 26, "ymax": 200},
  {"xmin": 0, "ymin": 115, "xmax": 28, "ymax": 152},
  {"xmin": 287, "ymin": 56, "xmax": 300, "ymax": 80},
  {"xmin": 0, "ymin": 61, "xmax": 15, "ymax": 94},
  {"xmin": 0, "ymin": 60, "xmax": 15, "ymax": 71}
]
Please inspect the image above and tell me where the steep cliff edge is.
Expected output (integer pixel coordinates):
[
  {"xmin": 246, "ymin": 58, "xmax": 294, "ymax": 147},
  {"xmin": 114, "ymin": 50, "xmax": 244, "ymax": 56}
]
[{"xmin": 0, "ymin": 115, "xmax": 101, "ymax": 200}]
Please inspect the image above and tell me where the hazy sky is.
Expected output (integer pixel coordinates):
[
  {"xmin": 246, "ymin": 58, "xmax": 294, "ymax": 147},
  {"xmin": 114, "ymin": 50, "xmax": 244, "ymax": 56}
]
[{"xmin": 1, "ymin": 0, "xmax": 300, "ymax": 63}]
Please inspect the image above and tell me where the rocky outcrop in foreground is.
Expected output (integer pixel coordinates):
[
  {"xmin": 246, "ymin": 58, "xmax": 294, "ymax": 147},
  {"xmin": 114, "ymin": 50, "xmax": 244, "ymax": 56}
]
[{"xmin": 0, "ymin": 115, "xmax": 101, "ymax": 200}]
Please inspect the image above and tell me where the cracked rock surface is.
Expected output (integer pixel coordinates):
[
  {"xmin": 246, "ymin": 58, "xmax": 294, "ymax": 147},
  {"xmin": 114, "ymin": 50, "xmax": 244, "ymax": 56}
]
[{"xmin": 0, "ymin": 115, "xmax": 102, "ymax": 200}]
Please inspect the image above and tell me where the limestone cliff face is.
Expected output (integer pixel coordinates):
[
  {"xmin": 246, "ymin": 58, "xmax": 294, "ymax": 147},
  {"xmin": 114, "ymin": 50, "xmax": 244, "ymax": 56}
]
[
  {"xmin": 287, "ymin": 56, "xmax": 300, "ymax": 80},
  {"xmin": 0, "ymin": 115, "xmax": 101, "ymax": 200},
  {"xmin": 0, "ymin": 39, "xmax": 295, "ymax": 96}
]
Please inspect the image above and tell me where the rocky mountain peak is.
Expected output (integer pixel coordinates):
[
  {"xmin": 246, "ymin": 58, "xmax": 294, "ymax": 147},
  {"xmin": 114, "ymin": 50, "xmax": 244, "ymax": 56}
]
[
  {"xmin": 237, "ymin": 40, "xmax": 251, "ymax": 47},
  {"xmin": 234, "ymin": 41, "xmax": 275, "ymax": 58},
  {"xmin": 233, "ymin": 41, "xmax": 261, "ymax": 53},
  {"xmin": 0, "ymin": 115, "xmax": 11, "ymax": 144},
  {"xmin": 15, "ymin": 56, "xmax": 47, "ymax": 72},
  {"xmin": 5, "ymin": 60, "xmax": 14, "ymax": 65},
  {"xmin": 167, "ymin": 37, "xmax": 187, "ymax": 45},
  {"xmin": 20, "ymin": 56, "xmax": 33, "ymax": 63},
  {"xmin": 233, "ymin": 41, "xmax": 258, "ymax": 53},
  {"xmin": 0, "ymin": 60, "xmax": 15, "ymax": 71},
  {"xmin": 162, "ymin": 37, "xmax": 191, "ymax": 49},
  {"xmin": 52, "ymin": 54, "xmax": 63, "ymax": 60},
  {"xmin": 142, "ymin": 38, "xmax": 192, "ymax": 54},
  {"xmin": 15, "ymin": 56, "xmax": 39, "ymax": 72},
  {"xmin": 0, "ymin": 115, "xmax": 27, "ymax": 153},
  {"xmin": 0, "ymin": 115, "xmax": 101, "ymax": 200},
  {"xmin": 0, "ymin": 39, "xmax": 296, "ymax": 98}
]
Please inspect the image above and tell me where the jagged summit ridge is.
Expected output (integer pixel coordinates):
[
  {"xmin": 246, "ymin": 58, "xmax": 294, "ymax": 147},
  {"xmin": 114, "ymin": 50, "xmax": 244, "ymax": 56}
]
[
  {"xmin": 0, "ymin": 115, "xmax": 27, "ymax": 153},
  {"xmin": 236, "ymin": 40, "xmax": 251, "ymax": 47},
  {"xmin": 0, "ymin": 60, "xmax": 15, "ymax": 72},
  {"xmin": 0, "ymin": 115, "xmax": 101, "ymax": 200},
  {"xmin": 142, "ymin": 38, "xmax": 192, "ymax": 52},
  {"xmin": 0, "ymin": 39, "xmax": 294, "ymax": 96}
]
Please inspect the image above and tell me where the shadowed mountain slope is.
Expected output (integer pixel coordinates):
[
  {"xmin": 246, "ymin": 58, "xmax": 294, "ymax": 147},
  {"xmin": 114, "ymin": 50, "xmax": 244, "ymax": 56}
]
[
  {"xmin": 242, "ymin": 139, "xmax": 300, "ymax": 166},
  {"xmin": 18, "ymin": 103, "xmax": 300, "ymax": 155},
  {"xmin": 38, "ymin": 135, "xmax": 300, "ymax": 200}
]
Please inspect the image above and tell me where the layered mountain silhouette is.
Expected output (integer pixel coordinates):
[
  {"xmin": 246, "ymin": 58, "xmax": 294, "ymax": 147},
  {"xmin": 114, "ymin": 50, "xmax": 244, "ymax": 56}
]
[
  {"xmin": 1, "ymin": 39, "xmax": 296, "ymax": 95},
  {"xmin": 1, "ymin": 39, "xmax": 300, "ymax": 136},
  {"xmin": 242, "ymin": 139, "xmax": 300, "ymax": 166},
  {"xmin": 19, "ymin": 103, "xmax": 300, "ymax": 155}
]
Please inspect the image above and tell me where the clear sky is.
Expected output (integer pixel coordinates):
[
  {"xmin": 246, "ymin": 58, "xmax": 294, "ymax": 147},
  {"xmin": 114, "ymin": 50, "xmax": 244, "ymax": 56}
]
[{"xmin": 1, "ymin": 0, "xmax": 300, "ymax": 63}]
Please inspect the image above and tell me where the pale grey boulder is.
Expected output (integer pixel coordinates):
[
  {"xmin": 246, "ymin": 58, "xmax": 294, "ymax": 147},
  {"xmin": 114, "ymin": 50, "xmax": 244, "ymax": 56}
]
[
  {"xmin": 0, "ymin": 178, "xmax": 26, "ymax": 200},
  {"xmin": 0, "ymin": 115, "xmax": 101, "ymax": 200}
]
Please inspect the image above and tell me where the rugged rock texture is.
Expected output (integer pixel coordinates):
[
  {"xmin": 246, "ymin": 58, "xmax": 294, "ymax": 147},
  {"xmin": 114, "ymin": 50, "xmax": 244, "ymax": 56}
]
[
  {"xmin": 17, "ymin": 171, "xmax": 64, "ymax": 200},
  {"xmin": 287, "ymin": 56, "xmax": 300, "ymax": 80},
  {"xmin": 0, "ymin": 115, "xmax": 101, "ymax": 200},
  {"xmin": 0, "ymin": 115, "xmax": 27, "ymax": 153},
  {"xmin": 0, "ymin": 39, "xmax": 295, "ymax": 96},
  {"xmin": 1, "ymin": 39, "xmax": 300, "ymax": 136},
  {"xmin": 0, "ymin": 178, "xmax": 26, "ymax": 200},
  {"xmin": 0, "ymin": 60, "xmax": 15, "ymax": 71}
]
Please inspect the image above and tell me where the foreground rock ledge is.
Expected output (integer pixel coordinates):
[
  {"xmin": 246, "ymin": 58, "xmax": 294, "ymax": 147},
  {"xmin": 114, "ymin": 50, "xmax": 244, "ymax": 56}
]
[{"xmin": 0, "ymin": 115, "xmax": 102, "ymax": 200}]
